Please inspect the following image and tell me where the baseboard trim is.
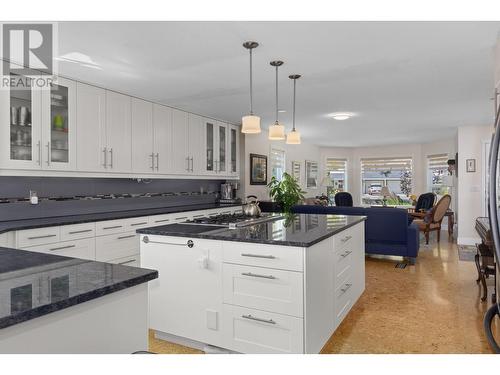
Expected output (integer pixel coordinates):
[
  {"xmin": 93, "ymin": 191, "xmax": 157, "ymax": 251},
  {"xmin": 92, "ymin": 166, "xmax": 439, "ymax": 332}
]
[
  {"xmin": 154, "ymin": 330, "xmax": 236, "ymax": 354},
  {"xmin": 457, "ymin": 237, "xmax": 480, "ymax": 246}
]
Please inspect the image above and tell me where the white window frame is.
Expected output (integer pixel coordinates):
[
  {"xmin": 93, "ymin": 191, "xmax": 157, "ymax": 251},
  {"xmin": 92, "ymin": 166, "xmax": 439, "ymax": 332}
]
[
  {"xmin": 270, "ymin": 147, "xmax": 286, "ymax": 181},
  {"xmin": 324, "ymin": 157, "xmax": 348, "ymax": 192},
  {"xmin": 426, "ymin": 153, "xmax": 450, "ymax": 196}
]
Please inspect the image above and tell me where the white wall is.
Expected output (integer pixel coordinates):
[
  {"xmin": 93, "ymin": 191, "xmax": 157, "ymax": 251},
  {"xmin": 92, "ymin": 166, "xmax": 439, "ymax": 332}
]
[
  {"xmin": 457, "ymin": 125, "xmax": 493, "ymax": 245},
  {"xmin": 243, "ymin": 130, "xmax": 321, "ymax": 200}
]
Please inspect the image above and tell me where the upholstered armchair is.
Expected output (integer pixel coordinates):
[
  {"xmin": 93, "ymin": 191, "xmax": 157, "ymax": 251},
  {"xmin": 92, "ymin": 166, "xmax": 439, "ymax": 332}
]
[
  {"xmin": 413, "ymin": 194, "xmax": 451, "ymax": 244},
  {"xmin": 408, "ymin": 192, "xmax": 436, "ymax": 218},
  {"xmin": 334, "ymin": 192, "xmax": 353, "ymax": 207}
]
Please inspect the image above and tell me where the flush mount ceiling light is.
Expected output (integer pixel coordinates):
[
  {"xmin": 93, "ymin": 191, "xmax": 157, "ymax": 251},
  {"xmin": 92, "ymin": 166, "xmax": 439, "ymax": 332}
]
[
  {"xmin": 268, "ymin": 60, "xmax": 286, "ymax": 140},
  {"xmin": 241, "ymin": 41, "xmax": 261, "ymax": 134},
  {"xmin": 286, "ymin": 74, "xmax": 301, "ymax": 145},
  {"xmin": 328, "ymin": 112, "xmax": 355, "ymax": 121}
]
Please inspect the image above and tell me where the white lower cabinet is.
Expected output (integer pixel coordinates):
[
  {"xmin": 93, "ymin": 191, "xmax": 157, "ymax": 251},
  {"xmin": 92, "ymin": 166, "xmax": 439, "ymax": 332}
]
[
  {"xmin": 108, "ymin": 254, "xmax": 141, "ymax": 267},
  {"xmin": 21, "ymin": 238, "xmax": 95, "ymax": 260},
  {"xmin": 140, "ymin": 221, "xmax": 366, "ymax": 354},
  {"xmin": 222, "ymin": 304, "xmax": 304, "ymax": 354},
  {"xmin": 95, "ymin": 232, "xmax": 139, "ymax": 262}
]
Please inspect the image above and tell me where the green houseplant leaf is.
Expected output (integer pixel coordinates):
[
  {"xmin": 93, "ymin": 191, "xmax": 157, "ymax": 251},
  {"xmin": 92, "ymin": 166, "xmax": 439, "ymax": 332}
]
[{"xmin": 267, "ymin": 172, "xmax": 306, "ymax": 213}]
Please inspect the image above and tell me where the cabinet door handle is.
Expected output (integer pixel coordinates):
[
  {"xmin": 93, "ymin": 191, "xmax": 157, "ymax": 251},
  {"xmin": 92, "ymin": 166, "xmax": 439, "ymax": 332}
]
[
  {"xmin": 341, "ymin": 235, "xmax": 352, "ymax": 243},
  {"xmin": 37, "ymin": 140, "xmax": 41, "ymax": 165},
  {"xmin": 102, "ymin": 225, "xmax": 122, "ymax": 230},
  {"xmin": 68, "ymin": 229, "xmax": 93, "ymax": 234},
  {"xmin": 149, "ymin": 153, "xmax": 155, "ymax": 170},
  {"xmin": 155, "ymin": 153, "xmax": 159, "ymax": 171},
  {"xmin": 174, "ymin": 216, "xmax": 188, "ymax": 221},
  {"xmin": 49, "ymin": 244, "xmax": 76, "ymax": 251},
  {"xmin": 46, "ymin": 142, "xmax": 51, "ymax": 165},
  {"xmin": 241, "ymin": 314, "xmax": 276, "ymax": 325},
  {"xmin": 154, "ymin": 219, "xmax": 170, "ymax": 223},
  {"xmin": 190, "ymin": 157, "xmax": 194, "ymax": 172},
  {"xmin": 340, "ymin": 283, "xmax": 352, "ymax": 293},
  {"xmin": 130, "ymin": 222, "xmax": 148, "ymax": 226},
  {"xmin": 102, "ymin": 147, "xmax": 107, "ymax": 168},
  {"xmin": 241, "ymin": 253, "xmax": 276, "ymax": 259},
  {"xmin": 118, "ymin": 259, "xmax": 136, "ymax": 265},
  {"xmin": 142, "ymin": 236, "xmax": 194, "ymax": 248},
  {"xmin": 117, "ymin": 234, "xmax": 136, "ymax": 240},
  {"xmin": 186, "ymin": 156, "xmax": 190, "ymax": 171},
  {"xmin": 109, "ymin": 148, "xmax": 113, "ymax": 168},
  {"xmin": 27, "ymin": 234, "xmax": 57, "ymax": 240},
  {"xmin": 340, "ymin": 250, "xmax": 352, "ymax": 258},
  {"xmin": 241, "ymin": 272, "xmax": 276, "ymax": 280}
]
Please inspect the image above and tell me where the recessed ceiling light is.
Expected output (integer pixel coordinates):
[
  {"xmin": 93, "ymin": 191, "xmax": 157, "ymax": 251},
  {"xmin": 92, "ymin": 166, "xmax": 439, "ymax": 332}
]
[{"xmin": 328, "ymin": 112, "xmax": 356, "ymax": 120}]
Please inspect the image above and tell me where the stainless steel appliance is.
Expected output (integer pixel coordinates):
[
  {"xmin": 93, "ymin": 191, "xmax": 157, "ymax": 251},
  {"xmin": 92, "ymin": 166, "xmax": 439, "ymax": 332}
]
[
  {"xmin": 220, "ymin": 183, "xmax": 233, "ymax": 200},
  {"xmin": 183, "ymin": 212, "xmax": 281, "ymax": 229},
  {"xmin": 486, "ymin": 89, "xmax": 500, "ymax": 353}
]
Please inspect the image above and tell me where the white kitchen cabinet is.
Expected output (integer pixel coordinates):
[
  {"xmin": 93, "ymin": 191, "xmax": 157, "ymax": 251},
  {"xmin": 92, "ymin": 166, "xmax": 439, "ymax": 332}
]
[
  {"xmin": 21, "ymin": 238, "xmax": 96, "ymax": 260},
  {"xmin": 203, "ymin": 119, "xmax": 229, "ymax": 176},
  {"xmin": 41, "ymin": 76, "xmax": 77, "ymax": 170},
  {"xmin": 140, "ymin": 236, "xmax": 224, "ymax": 348},
  {"xmin": 105, "ymin": 91, "xmax": 132, "ymax": 173},
  {"xmin": 171, "ymin": 108, "xmax": 190, "ymax": 174},
  {"xmin": 95, "ymin": 232, "xmax": 138, "ymax": 262},
  {"xmin": 153, "ymin": 104, "xmax": 173, "ymax": 174},
  {"xmin": 188, "ymin": 113, "xmax": 203, "ymax": 174},
  {"xmin": 228, "ymin": 124, "xmax": 239, "ymax": 177},
  {"xmin": 76, "ymin": 83, "xmax": 106, "ymax": 172},
  {"xmin": 131, "ymin": 98, "xmax": 154, "ymax": 173}
]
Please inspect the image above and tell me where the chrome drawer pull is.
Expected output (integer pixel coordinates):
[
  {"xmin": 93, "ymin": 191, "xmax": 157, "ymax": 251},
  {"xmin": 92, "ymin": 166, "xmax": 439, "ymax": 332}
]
[
  {"xmin": 68, "ymin": 229, "xmax": 93, "ymax": 234},
  {"xmin": 102, "ymin": 225, "xmax": 123, "ymax": 230},
  {"xmin": 142, "ymin": 236, "xmax": 194, "ymax": 248},
  {"xmin": 117, "ymin": 234, "xmax": 136, "ymax": 240},
  {"xmin": 118, "ymin": 259, "xmax": 136, "ymax": 265},
  {"xmin": 340, "ymin": 250, "xmax": 352, "ymax": 258},
  {"xmin": 192, "ymin": 214, "xmax": 205, "ymax": 218},
  {"xmin": 154, "ymin": 219, "xmax": 170, "ymax": 223},
  {"xmin": 241, "ymin": 314, "xmax": 276, "ymax": 325},
  {"xmin": 341, "ymin": 235, "xmax": 352, "ymax": 243},
  {"xmin": 340, "ymin": 283, "xmax": 352, "ymax": 293},
  {"xmin": 49, "ymin": 245, "xmax": 76, "ymax": 251},
  {"xmin": 27, "ymin": 234, "xmax": 57, "ymax": 240},
  {"xmin": 131, "ymin": 222, "xmax": 148, "ymax": 226},
  {"xmin": 241, "ymin": 253, "xmax": 276, "ymax": 259},
  {"xmin": 241, "ymin": 272, "xmax": 276, "ymax": 280},
  {"xmin": 175, "ymin": 216, "xmax": 188, "ymax": 221}
]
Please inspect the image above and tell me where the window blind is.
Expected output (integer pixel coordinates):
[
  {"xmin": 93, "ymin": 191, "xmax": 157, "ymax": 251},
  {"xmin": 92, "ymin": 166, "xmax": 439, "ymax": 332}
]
[
  {"xmin": 270, "ymin": 148, "xmax": 285, "ymax": 181},
  {"xmin": 361, "ymin": 157, "xmax": 412, "ymax": 172},
  {"xmin": 427, "ymin": 154, "xmax": 448, "ymax": 170},
  {"xmin": 325, "ymin": 158, "xmax": 347, "ymax": 174}
]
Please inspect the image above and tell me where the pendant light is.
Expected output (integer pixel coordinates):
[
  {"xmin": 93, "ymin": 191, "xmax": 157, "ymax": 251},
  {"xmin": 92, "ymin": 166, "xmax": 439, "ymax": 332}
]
[
  {"xmin": 241, "ymin": 41, "xmax": 261, "ymax": 134},
  {"xmin": 286, "ymin": 74, "xmax": 301, "ymax": 145},
  {"xmin": 268, "ymin": 60, "xmax": 286, "ymax": 140}
]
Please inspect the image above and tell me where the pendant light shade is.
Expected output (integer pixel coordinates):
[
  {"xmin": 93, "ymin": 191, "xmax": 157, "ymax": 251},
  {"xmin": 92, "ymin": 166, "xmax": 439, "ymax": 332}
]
[
  {"xmin": 241, "ymin": 41, "xmax": 261, "ymax": 134},
  {"xmin": 268, "ymin": 60, "xmax": 285, "ymax": 140},
  {"xmin": 286, "ymin": 74, "xmax": 302, "ymax": 145}
]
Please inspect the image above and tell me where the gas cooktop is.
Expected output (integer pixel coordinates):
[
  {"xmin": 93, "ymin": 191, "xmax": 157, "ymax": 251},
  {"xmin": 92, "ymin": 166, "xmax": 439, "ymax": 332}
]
[{"xmin": 183, "ymin": 212, "xmax": 282, "ymax": 229}]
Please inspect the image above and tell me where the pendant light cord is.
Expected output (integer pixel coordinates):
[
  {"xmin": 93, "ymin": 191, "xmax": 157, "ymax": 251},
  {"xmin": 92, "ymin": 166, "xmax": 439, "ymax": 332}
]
[
  {"xmin": 249, "ymin": 48, "xmax": 253, "ymax": 115},
  {"xmin": 292, "ymin": 78, "xmax": 296, "ymax": 131},
  {"xmin": 275, "ymin": 65, "xmax": 279, "ymax": 123}
]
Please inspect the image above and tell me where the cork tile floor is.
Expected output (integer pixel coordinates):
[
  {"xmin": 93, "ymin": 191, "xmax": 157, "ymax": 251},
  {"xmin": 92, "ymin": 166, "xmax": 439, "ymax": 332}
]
[{"xmin": 149, "ymin": 235, "xmax": 500, "ymax": 354}]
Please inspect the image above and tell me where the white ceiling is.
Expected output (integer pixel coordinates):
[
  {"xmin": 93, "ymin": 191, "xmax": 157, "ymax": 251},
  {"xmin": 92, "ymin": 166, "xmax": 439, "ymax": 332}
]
[{"xmin": 57, "ymin": 21, "xmax": 500, "ymax": 147}]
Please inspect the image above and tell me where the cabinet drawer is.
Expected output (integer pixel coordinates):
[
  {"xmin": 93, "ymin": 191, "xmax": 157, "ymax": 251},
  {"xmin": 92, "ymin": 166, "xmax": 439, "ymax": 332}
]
[
  {"xmin": 108, "ymin": 254, "xmax": 140, "ymax": 267},
  {"xmin": 127, "ymin": 216, "xmax": 151, "ymax": 230},
  {"xmin": 223, "ymin": 242, "xmax": 303, "ymax": 272},
  {"xmin": 222, "ymin": 304, "xmax": 303, "ymax": 354},
  {"xmin": 22, "ymin": 238, "xmax": 95, "ymax": 260},
  {"xmin": 334, "ymin": 222, "xmax": 363, "ymax": 252},
  {"xmin": 17, "ymin": 227, "xmax": 60, "ymax": 248},
  {"xmin": 95, "ymin": 231, "xmax": 139, "ymax": 262},
  {"xmin": 60, "ymin": 222, "xmax": 96, "ymax": 241},
  {"xmin": 223, "ymin": 264, "xmax": 303, "ymax": 317},
  {"xmin": 95, "ymin": 219, "xmax": 130, "ymax": 236},
  {"xmin": 336, "ymin": 276, "xmax": 354, "ymax": 322},
  {"xmin": 0, "ymin": 233, "xmax": 8, "ymax": 247}
]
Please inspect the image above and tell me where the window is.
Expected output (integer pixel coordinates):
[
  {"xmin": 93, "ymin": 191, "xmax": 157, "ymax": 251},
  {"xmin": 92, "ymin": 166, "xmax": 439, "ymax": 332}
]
[
  {"xmin": 427, "ymin": 154, "xmax": 450, "ymax": 196},
  {"xmin": 270, "ymin": 148, "xmax": 285, "ymax": 181},
  {"xmin": 325, "ymin": 158, "xmax": 347, "ymax": 203},
  {"xmin": 360, "ymin": 157, "xmax": 412, "ymax": 206}
]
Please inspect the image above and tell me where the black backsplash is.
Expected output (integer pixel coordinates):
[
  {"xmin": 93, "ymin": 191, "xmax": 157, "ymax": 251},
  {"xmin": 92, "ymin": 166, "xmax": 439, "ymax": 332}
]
[{"xmin": 0, "ymin": 177, "xmax": 225, "ymax": 199}]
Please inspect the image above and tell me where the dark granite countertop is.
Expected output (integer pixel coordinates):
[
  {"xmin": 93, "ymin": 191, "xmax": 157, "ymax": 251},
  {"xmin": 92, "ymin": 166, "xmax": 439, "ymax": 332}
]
[
  {"xmin": 0, "ymin": 247, "xmax": 158, "ymax": 330},
  {"xmin": 137, "ymin": 214, "xmax": 366, "ymax": 247},
  {"xmin": 0, "ymin": 202, "xmax": 241, "ymax": 235}
]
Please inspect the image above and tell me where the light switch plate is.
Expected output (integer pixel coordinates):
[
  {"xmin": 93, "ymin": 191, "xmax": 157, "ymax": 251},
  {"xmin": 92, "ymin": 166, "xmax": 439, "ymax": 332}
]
[{"xmin": 206, "ymin": 309, "xmax": 218, "ymax": 330}]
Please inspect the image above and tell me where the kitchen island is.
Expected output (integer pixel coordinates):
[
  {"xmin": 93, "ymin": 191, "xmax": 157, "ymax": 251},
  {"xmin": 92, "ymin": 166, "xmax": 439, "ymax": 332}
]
[
  {"xmin": 0, "ymin": 247, "xmax": 157, "ymax": 353},
  {"xmin": 138, "ymin": 213, "xmax": 366, "ymax": 354}
]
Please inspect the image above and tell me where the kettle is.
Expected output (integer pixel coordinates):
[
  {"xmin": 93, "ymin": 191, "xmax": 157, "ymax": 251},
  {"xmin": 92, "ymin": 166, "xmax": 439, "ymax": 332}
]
[{"xmin": 243, "ymin": 195, "xmax": 261, "ymax": 217}]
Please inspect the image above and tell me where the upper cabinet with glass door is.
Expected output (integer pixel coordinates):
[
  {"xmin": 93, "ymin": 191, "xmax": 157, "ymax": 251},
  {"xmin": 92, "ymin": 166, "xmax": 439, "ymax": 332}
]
[
  {"xmin": 228, "ymin": 124, "xmax": 239, "ymax": 177},
  {"xmin": 203, "ymin": 119, "xmax": 229, "ymax": 176},
  {"xmin": 41, "ymin": 77, "xmax": 76, "ymax": 170}
]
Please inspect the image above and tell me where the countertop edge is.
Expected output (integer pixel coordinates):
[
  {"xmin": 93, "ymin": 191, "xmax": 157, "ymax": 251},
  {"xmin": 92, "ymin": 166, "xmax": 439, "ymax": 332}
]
[
  {"xmin": 0, "ymin": 269, "xmax": 158, "ymax": 330},
  {"xmin": 137, "ymin": 216, "xmax": 367, "ymax": 247}
]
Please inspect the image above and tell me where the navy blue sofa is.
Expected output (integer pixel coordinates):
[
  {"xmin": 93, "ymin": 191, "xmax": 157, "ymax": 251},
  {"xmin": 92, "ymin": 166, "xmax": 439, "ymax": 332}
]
[{"xmin": 277, "ymin": 204, "xmax": 420, "ymax": 263}]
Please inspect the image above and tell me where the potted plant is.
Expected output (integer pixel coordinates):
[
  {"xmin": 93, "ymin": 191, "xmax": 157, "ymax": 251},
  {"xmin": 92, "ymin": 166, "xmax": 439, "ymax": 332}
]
[{"xmin": 267, "ymin": 172, "xmax": 306, "ymax": 213}]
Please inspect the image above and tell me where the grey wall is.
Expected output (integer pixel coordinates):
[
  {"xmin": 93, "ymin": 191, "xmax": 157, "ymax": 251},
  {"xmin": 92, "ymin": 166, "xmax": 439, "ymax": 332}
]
[{"xmin": 0, "ymin": 177, "xmax": 225, "ymax": 199}]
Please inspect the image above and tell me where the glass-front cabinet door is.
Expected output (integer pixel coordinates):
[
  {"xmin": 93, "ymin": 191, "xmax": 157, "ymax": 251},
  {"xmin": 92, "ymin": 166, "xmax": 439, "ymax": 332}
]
[
  {"xmin": 1, "ymin": 72, "xmax": 42, "ymax": 170},
  {"xmin": 205, "ymin": 119, "xmax": 215, "ymax": 174},
  {"xmin": 41, "ymin": 76, "xmax": 76, "ymax": 170},
  {"xmin": 217, "ymin": 121, "xmax": 227, "ymax": 174},
  {"xmin": 229, "ymin": 124, "xmax": 239, "ymax": 177}
]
